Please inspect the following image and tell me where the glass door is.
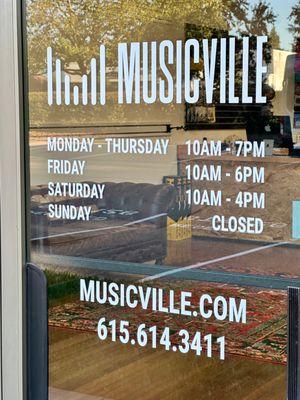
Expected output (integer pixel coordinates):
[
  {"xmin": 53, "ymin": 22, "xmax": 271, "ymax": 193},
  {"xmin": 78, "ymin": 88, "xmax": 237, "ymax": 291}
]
[{"xmin": 24, "ymin": 1, "xmax": 300, "ymax": 398}]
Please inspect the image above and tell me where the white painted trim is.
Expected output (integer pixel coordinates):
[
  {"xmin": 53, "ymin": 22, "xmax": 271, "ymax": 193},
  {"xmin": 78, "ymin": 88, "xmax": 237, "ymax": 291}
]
[{"xmin": 0, "ymin": 0, "xmax": 25, "ymax": 399}]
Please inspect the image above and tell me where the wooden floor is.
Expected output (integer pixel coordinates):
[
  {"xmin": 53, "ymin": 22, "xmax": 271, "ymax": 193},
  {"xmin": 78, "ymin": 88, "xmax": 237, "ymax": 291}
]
[{"xmin": 50, "ymin": 327, "xmax": 286, "ymax": 400}]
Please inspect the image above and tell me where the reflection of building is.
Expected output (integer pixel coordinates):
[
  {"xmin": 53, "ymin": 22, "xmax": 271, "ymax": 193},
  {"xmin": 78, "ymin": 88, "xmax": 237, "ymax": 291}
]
[{"xmin": 267, "ymin": 49, "xmax": 297, "ymax": 141}]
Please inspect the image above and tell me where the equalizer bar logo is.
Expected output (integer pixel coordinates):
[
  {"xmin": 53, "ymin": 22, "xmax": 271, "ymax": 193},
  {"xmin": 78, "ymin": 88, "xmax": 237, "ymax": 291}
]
[{"xmin": 47, "ymin": 46, "xmax": 106, "ymax": 106}]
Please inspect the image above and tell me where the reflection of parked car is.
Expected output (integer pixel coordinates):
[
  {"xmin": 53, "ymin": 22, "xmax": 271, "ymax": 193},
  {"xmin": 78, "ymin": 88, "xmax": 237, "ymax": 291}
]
[{"xmin": 31, "ymin": 182, "xmax": 177, "ymax": 264}]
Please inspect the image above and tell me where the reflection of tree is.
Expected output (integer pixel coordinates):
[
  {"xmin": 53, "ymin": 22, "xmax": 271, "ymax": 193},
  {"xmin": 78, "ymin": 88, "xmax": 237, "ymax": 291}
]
[
  {"xmin": 288, "ymin": 2, "xmax": 300, "ymax": 49},
  {"xmin": 268, "ymin": 26, "xmax": 280, "ymax": 49},
  {"xmin": 27, "ymin": 0, "xmax": 223, "ymax": 74},
  {"xmin": 185, "ymin": 2, "xmax": 276, "ymax": 130},
  {"xmin": 27, "ymin": 0, "xmax": 277, "ymax": 75},
  {"xmin": 242, "ymin": 1, "xmax": 276, "ymax": 36},
  {"xmin": 27, "ymin": 0, "xmax": 279, "ymax": 128}
]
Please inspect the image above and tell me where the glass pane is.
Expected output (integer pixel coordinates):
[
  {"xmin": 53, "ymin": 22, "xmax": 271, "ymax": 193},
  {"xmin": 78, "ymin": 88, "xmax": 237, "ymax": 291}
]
[{"xmin": 25, "ymin": 1, "xmax": 300, "ymax": 398}]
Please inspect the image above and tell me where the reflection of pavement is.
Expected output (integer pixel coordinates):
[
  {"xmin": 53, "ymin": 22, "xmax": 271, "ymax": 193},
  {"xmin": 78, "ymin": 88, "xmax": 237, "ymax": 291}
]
[
  {"xmin": 32, "ymin": 234, "xmax": 300, "ymax": 290},
  {"xmin": 164, "ymin": 237, "xmax": 300, "ymax": 279}
]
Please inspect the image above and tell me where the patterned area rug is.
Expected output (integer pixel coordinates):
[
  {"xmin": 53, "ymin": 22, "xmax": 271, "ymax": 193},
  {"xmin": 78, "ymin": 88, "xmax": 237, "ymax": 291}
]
[{"xmin": 49, "ymin": 280, "xmax": 287, "ymax": 364}]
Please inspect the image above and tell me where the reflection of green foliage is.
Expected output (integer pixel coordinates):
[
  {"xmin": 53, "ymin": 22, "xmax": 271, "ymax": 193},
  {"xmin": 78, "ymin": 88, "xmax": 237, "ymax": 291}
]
[
  {"xmin": 288, "ymin": 3, "xmax": 300, "ymax": 49},
  {"xmin": 185, "ymin": 23, "xmax": 273, "ymax": 104},
  {"xmin": 27, "ymin": 0, "xmax": 277, "ymax": 75},
  {"xmin": 45, "ymin": 269, "xmax": 76, "ymax": 285},
  {"xmin": 45, "ymin": 269, "xmax": 79, "ymax": 305},
  {"xmin": 45, "ymin": 269, "xmax": 96, "ymax": 304},
  {"xmin": 29, "ymin": 92, "xmax": 120, "ymax": 125},
  {"xmin": 268, "ymin": 25, "xmax": 281, "ymax": 50},
  {"xmin": 29, "ymin": 92, "xmax": 177, "ymax": 126},
  {"xmin": 242, "ymin": 1, "xmax": 276, "ymax": 36},
  {"xmin": 27, "ymin": 0, "xmax": 226, "ymax": 74},
  {"xmin": 48, "ymin": 279, "xmax": 79, "ymax": 304}
]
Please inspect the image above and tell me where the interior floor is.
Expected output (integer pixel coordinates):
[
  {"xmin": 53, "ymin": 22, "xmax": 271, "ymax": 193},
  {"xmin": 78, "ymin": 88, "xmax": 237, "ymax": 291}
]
[{"xmin": 49, "ymin": 327, "xmax": 286, "ymax": 400}]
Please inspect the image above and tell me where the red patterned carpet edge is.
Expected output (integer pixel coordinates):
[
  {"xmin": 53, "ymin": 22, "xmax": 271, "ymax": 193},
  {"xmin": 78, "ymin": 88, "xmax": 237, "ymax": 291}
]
[{"xmin": 49, "ymin": 280, "xmax": 287, "ymax": 364}]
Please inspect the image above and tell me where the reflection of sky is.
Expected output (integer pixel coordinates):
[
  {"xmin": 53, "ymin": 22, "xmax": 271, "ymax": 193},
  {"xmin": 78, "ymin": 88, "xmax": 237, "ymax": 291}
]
[{"xmin": 250, "ymin": 0, "xmax": 297, "ymax": 51}]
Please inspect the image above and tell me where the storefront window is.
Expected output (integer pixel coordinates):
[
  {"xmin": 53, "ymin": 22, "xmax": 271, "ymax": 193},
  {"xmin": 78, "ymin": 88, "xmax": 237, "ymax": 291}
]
[{"xmin": 25, "ymin": 1, "xmax": 300, "ymax": 398}]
